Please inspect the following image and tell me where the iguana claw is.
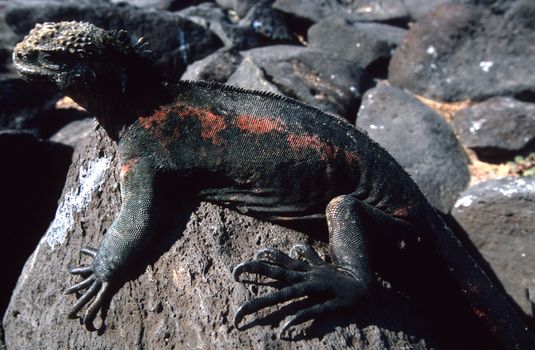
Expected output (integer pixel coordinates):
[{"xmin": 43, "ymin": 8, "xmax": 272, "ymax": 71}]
[
  {"xmin": 233, "ymin": 244, "xmax": 364, "ymax": 336},
  {"xmin": 66, "ymin": 246, "xmax": 110, "ymax": 331}
]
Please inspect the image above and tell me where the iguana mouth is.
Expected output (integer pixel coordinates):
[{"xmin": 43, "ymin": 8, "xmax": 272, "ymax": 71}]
[
  {"xmin": 12, "ymin": 50, "xmax": 66, "ymax": 82},
  {"xmin": 12, "ymin": 60, "xmax": 52, "ymax": 82}
]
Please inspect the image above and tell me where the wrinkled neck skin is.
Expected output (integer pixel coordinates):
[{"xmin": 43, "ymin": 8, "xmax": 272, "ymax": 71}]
[{"xmin": 67, "ymin": 60, "xmax": 169, "ymax": 141}]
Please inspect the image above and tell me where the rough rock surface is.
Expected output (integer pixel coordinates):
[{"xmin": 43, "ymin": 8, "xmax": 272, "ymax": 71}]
[
  {"xmin": 402, "ymin": 0, "xmax": 449, "ymax": 19},
  {"xmin": 2, "ymin": 128, "xmax": 438, "ymax": 350},
  {"xmin": 356, "ymin": 83, "xmax": 470, "ymax": 213},
  {"xmin": 180, "ymin": 48, "xmax": 243, "ymax": 83},
  {"xmin": 179, "ymin": 2, "xmax": 293, "ymax": 51},
  {"xmin": 215, "ymin": 0, "xmax": 259, "ymax": 17},
  {"xmin": 50, "ymin": 118, "xmax": 95, "ymax": 148},
  {"xmin": 389, "ymin": 1, "xmax": 535, "ymax": 102},
  {"xmin": 239, "ymin": 45, "xmax": 370, "ymax": 121},
  {"xmin": 453, "ymin": 97, "xmax": 535, "ymax": 161},
  {"xmin": 226, "ymin": 56, "xmax": 281, "ymax": 94},
  {"xmin": 0, "ymin": 131, "xmax": 72, "ymax": 317},
  {"xmin": 273, "ymin": 0, "xmax": 409, "ymax": 23},
  {"xmin": 109, "ymin": 0, "xmax": 175, "ymax": 10},
  {"xmin": 308, "ymin": 18, "xmax": 405, "ymax": 75},
  {"xmin": 0, "ymin": 74, "xmax": 59, "ymax": 134},
  {"xmin": 452, "ymin": 176, "xmax": 535, "ymax": 317},
  {"xmin": 177, "ymin": 2, "xmax": 264, "ymax": 50}
]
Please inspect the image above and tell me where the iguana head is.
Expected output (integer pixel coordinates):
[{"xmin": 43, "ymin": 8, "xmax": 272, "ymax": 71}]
[
  {"xmin": 13, "ymin": 21, "xmax": 133, "ymax": 90},
  {"xmin": 13, "ymin": 21, "xmax": 166, "ymax": 139}
]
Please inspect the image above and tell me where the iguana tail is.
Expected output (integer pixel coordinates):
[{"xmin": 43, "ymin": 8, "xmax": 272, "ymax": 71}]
[{"xmin": 426, "ymin": 207, "xmax": 535, "ymax": 350}]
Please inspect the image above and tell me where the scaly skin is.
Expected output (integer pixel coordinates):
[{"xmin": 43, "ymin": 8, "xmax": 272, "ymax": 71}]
[{"xmin": 13, "ymin": 21, "xmax": 535, "ymax": 348}]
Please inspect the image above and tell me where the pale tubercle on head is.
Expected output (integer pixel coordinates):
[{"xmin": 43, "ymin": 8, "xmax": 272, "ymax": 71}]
[{"xmin": 13, "ymin": 21, "xmax": 111, "ymax": 60}]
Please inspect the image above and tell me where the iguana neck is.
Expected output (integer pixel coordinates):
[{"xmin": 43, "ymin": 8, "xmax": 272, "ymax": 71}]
[{"xmin": 68, "ymin": 72, "xmax": 169, "ymax": 141}]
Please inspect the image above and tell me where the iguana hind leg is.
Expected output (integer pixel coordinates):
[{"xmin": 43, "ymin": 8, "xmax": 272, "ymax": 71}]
[{"xmin": 233, "ymin": 194, "xmax": 374, "ymax": 335}]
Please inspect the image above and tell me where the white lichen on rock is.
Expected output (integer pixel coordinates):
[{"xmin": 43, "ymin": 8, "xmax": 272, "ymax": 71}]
[
  {"xmin": 496, "ymin": 177, "xmax": 535, "ymax": 198},
  {"xmin": 454, "ymin": 194, "xmax": 476, "ymax": 209},
  {"xmin": 45, "ymin": 156, "xmax": 111, "ymax": 248}
]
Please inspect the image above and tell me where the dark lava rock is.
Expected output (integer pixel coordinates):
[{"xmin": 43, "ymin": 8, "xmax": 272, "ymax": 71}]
[
  {"xmin": 0, "ymin": 2, "xmax": 19, "ymax": 73},
  {"xmin": 0, "ymin": 325, "xmax": 4, "ymax": 350},
  {"xmin": 240, "ymin": 0, "xmax": 293, "ymax": 42},
  {"xmin": 215, "ymin": 0, "xmax": 258, "ymax": 17},
  {"xmin": 356, "ymin": 83, "xmax": 470, "ymax": 212},
  {"xmin": 2, "ymin": 120, "xmax": 502, "ymax": 350},
  {"xmin": 273, "ymin": 0, "xmax": 409, "ymax": 23},
  {"xmin": 402, "ymin": 0, "xmax": 450, "ymax": 20},
  {"xmin": 178, "ymin": 2, "xmax": 267, "ymax": 50},
  {"xmin": 5, "ymin": 1, "xmax": 223, "ymax": 77},
  {"xmin": 109, "ymin": 0, "xmax": 206, "ymax": 11},
  {"xmin": 0, "ymin": 74, "xmax": 59, "ymax": 135},
  {"xmin": 389, "ymin": 1, "xmax": 535, "ymax": 102},
  {"xmin": 50, "ymin": 118, "xmax": 95, "ymax": 148},
  {"xmin": 109, "ymin": 0, "xmax": 175, "ymax": 10},
  {"xmin": 460, "ymin": 0, "xmax": 518, "ymax": 14},
  {"xmin": 238, "ymin": 45, "xmax": 370, "ymax": 121},
  {"xmin": 180, "ymin": 2, "xmax": 294, "ymax": 50},
  {"xmin": 226, "ymin": 56, "xmax": 281, "ymax": 94},
  {"xmin": 0, "ymin": 130, "xmax": 72, "ymax": 318},
  {"xmin": 453, "ymin": 97, "xmax": 535, "ymax": 161},
  {"xmin": 181, "ymin": 48, "xmax": 243, "ymax": 83},
  {"xmin": 452, "ymin": 176, "xmax": 535, "ymax": 316},
  {"xmin": 308, "ymin": 17, "xmax": 405, "ymax": 77}
]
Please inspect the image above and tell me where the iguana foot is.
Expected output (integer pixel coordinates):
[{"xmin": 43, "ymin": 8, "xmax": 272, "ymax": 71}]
[
  {"xmin": 65, "ymin": 246, "xmax": 110, "ymax": 331},
  {"xmin": 233, "ymin": 244, "xmax": 367, "ymax": 336}
]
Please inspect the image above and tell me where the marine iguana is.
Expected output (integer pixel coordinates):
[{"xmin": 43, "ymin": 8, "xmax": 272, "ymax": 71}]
[{"xmin": 12, "ymin": 21, "xmax": 535, "ymax": 349}]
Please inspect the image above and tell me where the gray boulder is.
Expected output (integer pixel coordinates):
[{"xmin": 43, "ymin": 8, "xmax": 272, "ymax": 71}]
[
  {"xmin": 389, "ymin": 1, "xmax": 535, "ymax": 102},
  {"xmin": 237, "ymin": 45, "xmax": 370, "ymax": 121},
  {"xmin": 308, "ymin": 17, "xmax": 405, "ymax": 76},
  {"xmin": 453, "ymin": 97, "xmax": 535, "ymax": 161},
  {"xmin": 273, "ymin": 0, "xmax": 409, "ymax": 23},
  {"xmin": 452, "ymin": 176, "xmax": 535, "ymax": 317},
  {"xmin": 226, "ymin": 56, "xmax": 281, "ymax": 94},
  {"xmin": 181, "ymin": 48, "xmax": 243, "ymax": 83},
  {"xmin": 356, "ymin": 83, "xmax": 470, "ymax": 212}
]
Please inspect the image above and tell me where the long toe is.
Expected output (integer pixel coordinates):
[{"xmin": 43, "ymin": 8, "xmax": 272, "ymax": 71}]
[
  {"xmin": 65, "ymin": 275, "xmax": 95, "ymax": 294},
  {"xmin": 83, "ymin": 282, "xmax": 110, "ymax": 331},
  {"xmin": 279, "ymin": 299, "xmax": 343, "ymax": 337},
  {"xmin": 234, "ymin": 281, "xmax": 321, "ymax": 328},
  {"xmin": 233, "ymin": 260, "xmax": 305, "ymax": 283},
  {"xmin": 66, "ymin": 280, "xmax": 101, "ymax": 318},
  {"xmin": 254, "ymin": 247, "xmax": 310, "ymax": 271}
]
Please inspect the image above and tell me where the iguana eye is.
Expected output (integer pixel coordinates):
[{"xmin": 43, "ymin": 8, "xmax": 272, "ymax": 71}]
[
  {"xmin": 41, "ymin": 50, "xmax": 74, "ymax": 65},
  {"xmin": 40, "ymin": 52, "xmax": 53, "ymax": 61}
]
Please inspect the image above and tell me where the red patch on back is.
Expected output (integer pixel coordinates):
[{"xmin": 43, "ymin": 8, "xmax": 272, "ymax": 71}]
[
  {"xmin": 472, "ymin": 306, "xmax": 487, "ymax": 320},
  {"xmin": 139, "ymin": 108, "xmax": 169, "ymax": 130},
  {"xmin": 287, "ymin": 134, "xmax": 337, "ymax": 161},
  {"xmin": 178, "ymin": 106, "xmax": 227, "ymax": 145},
  {"xmin": 343, "ymin": 151, "xmax": 359, "ymax": 164},
  {"xmin": 235, "ymin": 114, "xmax": 285, "ymax": 134},
  {"xmin": 120, "ymin": 157, "xmax": 140, "ymax": 179},
  {"xmin": 393, "ymin": 206, "xmax": 411, "ymax": 218},
  {"xmin": 139, "ymin": 104, "xmax": 227, "ymax": 146}
]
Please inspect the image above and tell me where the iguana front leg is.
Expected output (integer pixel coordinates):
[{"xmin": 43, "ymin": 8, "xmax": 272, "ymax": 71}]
[
  {"xmin": 233, "ymin": 195, "xmax": 374, "ymax": 335},
  {"xmin": 66, "ymin": 156, "xmax": 158, "ymax": 330}
]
